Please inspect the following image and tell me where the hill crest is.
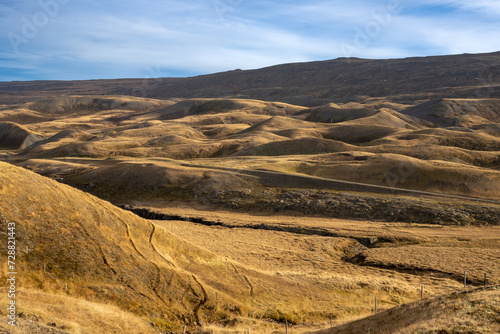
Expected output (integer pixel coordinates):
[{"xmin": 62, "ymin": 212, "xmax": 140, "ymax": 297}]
[{"xmin": 1, "ymin": 52, "xmax": 499, "ymax": 106}]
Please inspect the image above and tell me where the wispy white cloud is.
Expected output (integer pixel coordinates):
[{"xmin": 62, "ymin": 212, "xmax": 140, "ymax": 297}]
[
  {"xmin": 0, "ymin": 0, "xmax": 499, "ymax": 81},
  {"xmin": 390, "ymin": 1, "xmax": 500, "ymax": 55},
  {"xmin": 399, "ymin": 17, "xmax": 500, "ymax": 55},
  {"xmin": 417, "ymin": 0, "xmax": 500, "ymax": 16}
]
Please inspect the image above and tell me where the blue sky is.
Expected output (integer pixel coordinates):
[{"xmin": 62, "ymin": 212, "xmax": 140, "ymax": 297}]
[{"xmin": 1, "ymin": 0, "xmax": 500, "ymax": 81}]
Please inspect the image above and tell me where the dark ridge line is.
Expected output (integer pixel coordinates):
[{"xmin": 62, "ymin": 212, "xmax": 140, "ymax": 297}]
[{"xmin": 118, "ymin": 205, "xmax": 383, "ymax": 248}]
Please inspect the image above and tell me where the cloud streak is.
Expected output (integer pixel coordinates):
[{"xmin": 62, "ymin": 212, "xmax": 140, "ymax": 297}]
[
  {"xmin": 418, "ymin": 0, "xmax": 500, "ymax": 16},
  {"xmin": 0, "ymin": 0, "xmax": 499, "ymax": 81}
]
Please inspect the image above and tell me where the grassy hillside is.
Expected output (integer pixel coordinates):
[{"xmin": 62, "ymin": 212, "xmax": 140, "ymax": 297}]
[
  {"xmin": 402, "ymin": 99, "xmax": 500, "ymax": 127},
  {"xmin": 0, "ymin": 289, "xmax": 158, "ymax": 334},
  {"xmin": 0, "ymin": 162, "xmax": 267, "ymax": 331},
  {"xmin": 5, "ymin": 95, "xmax": 498, "ymax": 202},
  {"xmin": 309, "ymin": 286, "xmax": 500, "ymax": 334},
  {"xmin": 1, "ymin": 57, "xmax": 499, "ymax": 333},
  {"xmin": 1, "ymin": 52, "xmax": 500, "ymax": 106},
  {"xmin": 1, "ymin": 161, "xmax": 445, "ymax": 333},
  {"xmin": 0, "ymin": 122, "xmax": 45, "ymax": 149}
]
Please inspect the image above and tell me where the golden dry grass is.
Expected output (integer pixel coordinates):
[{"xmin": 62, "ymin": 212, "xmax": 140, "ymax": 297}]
[
  {"xmin": 1, "ymin": 94, "xmax": 500, "ymax": 333},
  {"xmin": 0, "ymin": 288, "xmax": 157, "ymax": 334},
  {"xmin": 362, "ymin": 246, "xmax": 500, "ymax": 285},
  {"xmin": 27, "ymin": 95, "xmax": 173, "ymax": 114},
  {"xmin": 144, "ymin": 203, "xmax": 500, "ymax": 287},
  {"xmin": 0, "ymin": 166, "xmax": 496, "ymax": 333},
  {"xmin": 185, "ymin": 151, "xmax": 500, "ymax": 199},
  {"xmin": 0, "ymin": 162, "xmax": 259, "ymax": 330},
  {"xmin": 309, "ymin": 286, "xmax": 500, "ymax": 334},
  {"xmin": 135, "ymin": 204, "xmax": 500, "ymax": 332},
  {"xmin": 6, "ymin": 95, "xmax": 499, "ymax": 200},
  {"xmin": 1, "ymin": 161, "xmax": 441, "ymax": 333}
]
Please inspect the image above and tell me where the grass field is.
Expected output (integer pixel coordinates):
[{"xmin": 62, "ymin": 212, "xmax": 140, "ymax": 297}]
[
  {"xmin": 1, "ymin": 93, "xmax": 499, "ymax": 333},
  {"xmin": 140, "ymin": 204, "xmax": 499, "ymax": 332}
]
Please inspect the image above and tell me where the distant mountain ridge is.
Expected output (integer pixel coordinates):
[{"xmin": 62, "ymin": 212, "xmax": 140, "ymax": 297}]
[{"xmin": 1, "ymin": 52, "xmax": 500, "ymax": 106}]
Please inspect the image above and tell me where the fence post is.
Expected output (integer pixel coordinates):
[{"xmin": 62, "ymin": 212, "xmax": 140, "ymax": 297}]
[
  {"xmin": 285, "ymin": 320, "xmax": 288, "ymax": 334},
  {"xmin": 183, "ymin": 325, "xmax": 186, "ymax": 334},
  {"xmin": 464, "ymin": 270, "xmax": 467, "ymax": 288},
  {"xmin": 147, "ymin": 313, "xmax": 157, "ymax": 326}
]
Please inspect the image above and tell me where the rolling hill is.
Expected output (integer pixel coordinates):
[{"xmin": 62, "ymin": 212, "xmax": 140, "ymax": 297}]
[
  {"xmin": 402, "ymin": 98, "xmax": 500, "ymax": 127},
  {"xmin": 1, "ymin": 52, "xmax": 500, "ymax": 333},
  {"xmin": 0, "ymin": 122, "xmax": 45, "ymax": 149},
  {"xmin": 310, "ymin": 286, "xmax": 500, "ymax": 334},
  {"xmin": 0, "ymin": 161, "xmax": 254, "ymax": 331},
  {"xmin": 3, "ymin": 161, "xmax": 425, "ymax": 333},
  {"xmin": 1, "ymin": 52, "xmax": 500, "ymax": 106},
  {"xmin": 4, "ymin": 94, "xmax": 500, "ymax": 206}
]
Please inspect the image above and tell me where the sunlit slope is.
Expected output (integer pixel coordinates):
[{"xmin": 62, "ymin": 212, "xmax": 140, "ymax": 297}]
[
  {"xmin": 0, "ymin": 162, "xmax": 360, "ymax": 331},
  {"xmin": 0, "ymin": 289, "xmax": 158, "ymax": 334},
  {"xmin": 310, "ymin": 286, "xmax": 500, "ymax": 334},
  {"xmin": 0, "ymin": 162, "xmax": 245, "ymax": 328},
  {"xmin": 5, "ymin": 95, "xmax": 500, "ymax": 200}
]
